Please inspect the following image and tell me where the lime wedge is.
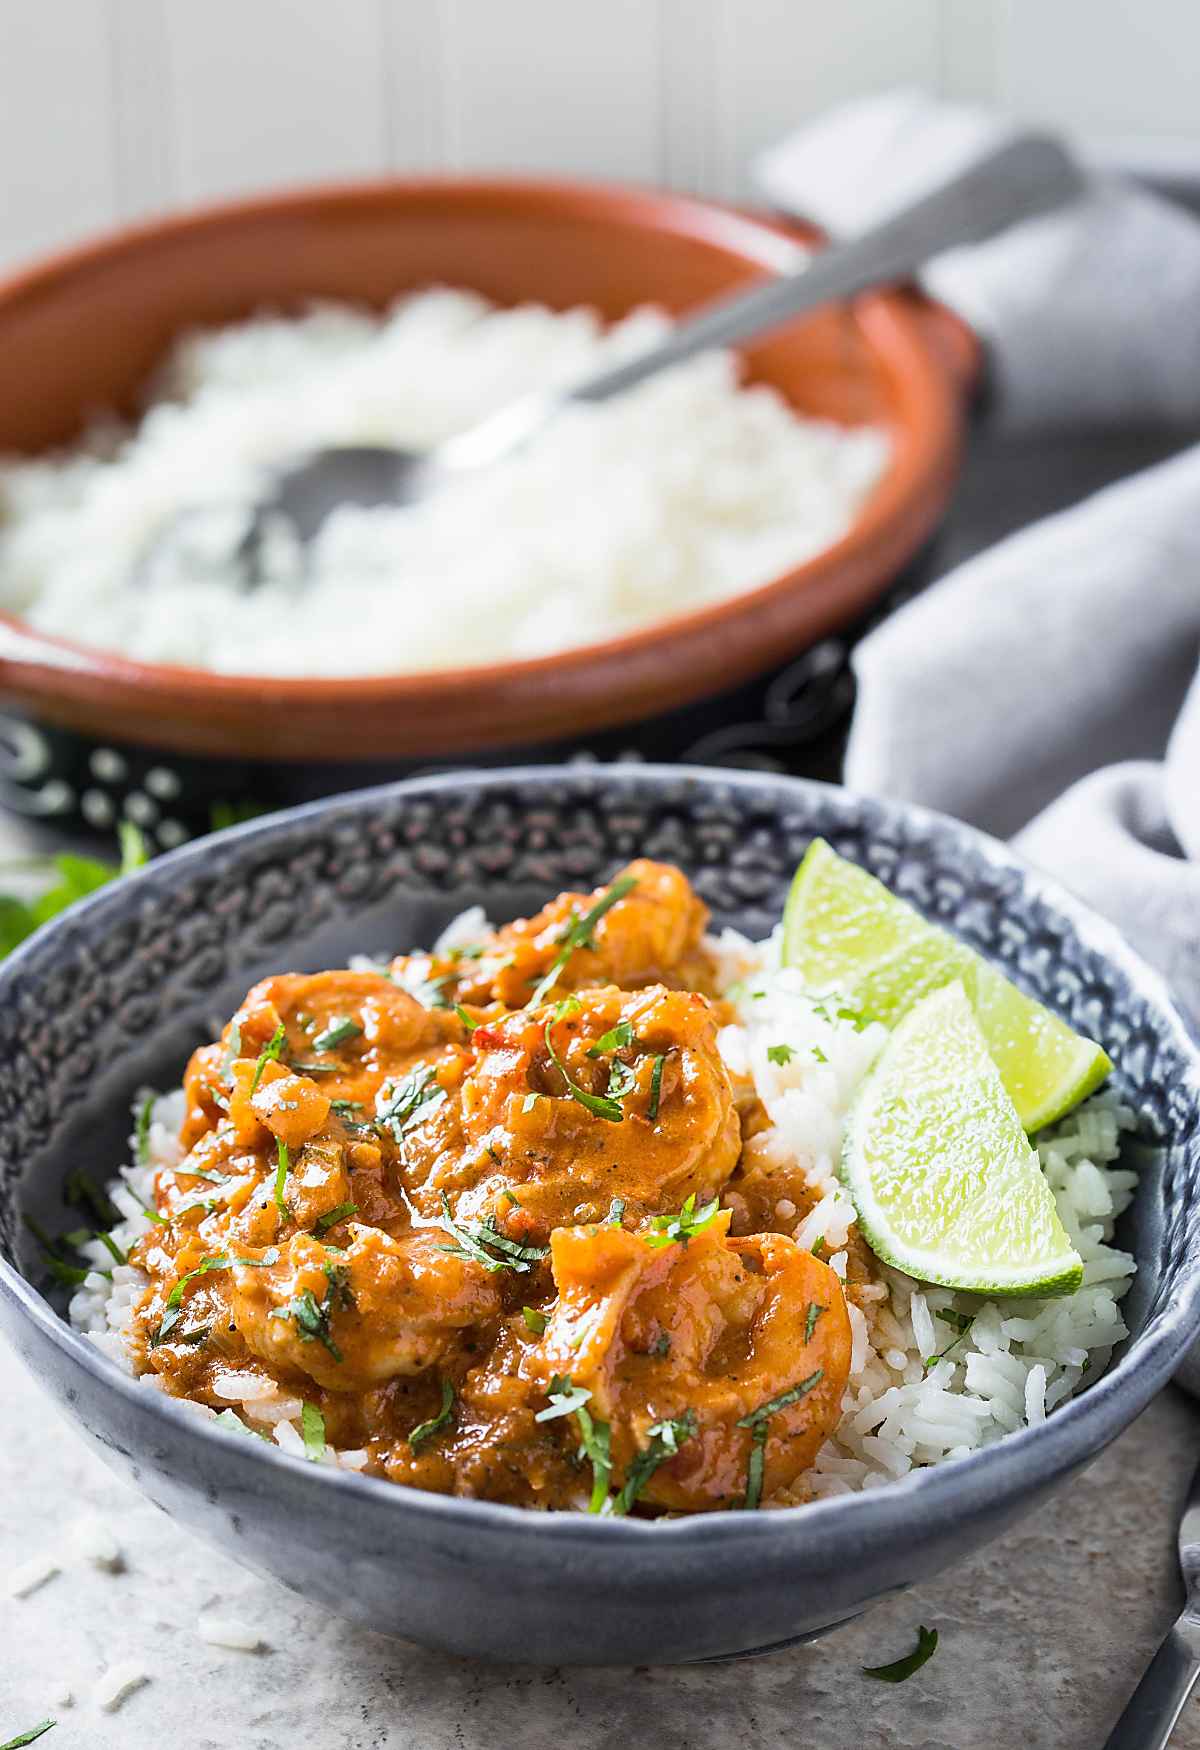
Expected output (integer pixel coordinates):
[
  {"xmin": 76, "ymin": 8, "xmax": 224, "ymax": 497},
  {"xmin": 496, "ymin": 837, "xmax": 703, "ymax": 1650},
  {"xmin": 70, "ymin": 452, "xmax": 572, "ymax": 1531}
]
[
  {"xmin": 782, "ymin": 838, "xmax": 1110, "ymax": 1132},
  {"xmin": 842, "ymin": 982, "xmax": 1083, "ymax": 1296}
]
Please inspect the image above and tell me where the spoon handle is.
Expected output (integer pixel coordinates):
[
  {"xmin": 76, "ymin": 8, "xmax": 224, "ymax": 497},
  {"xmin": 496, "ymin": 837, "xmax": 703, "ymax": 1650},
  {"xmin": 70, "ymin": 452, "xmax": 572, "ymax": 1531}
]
[
  {"xmin": 1102, "ymin": 1608, "xmax": 1200, "ymax": 1750},
  {"xmin": 566, "ymin": 133, "xmax": 1083, "ymax": 407}
]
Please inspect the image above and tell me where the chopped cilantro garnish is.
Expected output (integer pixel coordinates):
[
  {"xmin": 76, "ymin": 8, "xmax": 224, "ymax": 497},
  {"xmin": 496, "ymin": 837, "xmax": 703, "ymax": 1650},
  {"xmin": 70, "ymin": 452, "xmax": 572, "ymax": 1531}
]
[
  {"xmin": 646, "ymin": 1192, "xmax": 720, "ymax": 1249},
  {"xmin": 273, "ymin": 1140, "xmax": 290, "ymax": 1221},
  {"xmin": 647, "ymin": 1053, "xmax": 666, "ymax": 1122},
  {"xmin": 804, "ymin": 1302, "xmax": 825, "ymax": 1344},
  {"xmin": 135, "ymin": 1094, "xmax": 155, "ymax": 1166},
  {"xmin": 736, "ymin": 1371, "xmax": 824, "ymax": 1510},
  {"xmin": 532, "ymin": 1375, "xmax": 612, "ymax": 1511},
  {"xmin": 285, "ymin": 1062, "xmax": 341, "ymax": 1075},
  {"xmin": 543, "ymin": 1012, "xmax": 625, "ymax": 1123},
  {"xmin": 743, "ymin": 1424, "xmax": 768, "ymax": 1510},
  {"xmin": 811, "ymin": 1236, "xmax": 827, "ymax": 1258},
  {"xmin": 312, "ymin": 1015, "xmax": 363, "ymax": 1053},
  {"xmin": 650, "ymin": 1332, "xmax": 671, "ymax": 1358},
  {"xmin": 213, "ymin": 1408, "xmax": 271, "ymax": 1444},
  {"xmin": 129, "ymin": 1188, "xmax": 166, "ymax": 1228},
  {"xmin": 454, "ymin": 1004, "xmax": 479, "ymax": 1033},
  {"xmin": 605, "ymin": 1059, "xmax": 637, "ymax": 1101},
  {"xmin": 522, "ymin": 1306, "xmax": 548, "ymax": 1335},
  {"xmin": 863, "ymin": 1625, "xmax": 939, "ymax": 1682},
  {"xmin": 737, "ymin": 1370, "xmax": 824, "ymax": 1430},
  {"xmin": 269, "ymin": 1285, "xmax": 343, "ymax": 1361},
  {"xmin": 433, "ymin": 1193, "xmax": 548, "ymax": 1275},
  {"xmin": 0, "ymin": 1718, "xmax": 57, "ymax": 1747},
  {"xmin": 65, "ymin": 1168, "xmax": 120, "ymax": 1230},
  {"xmin": 587, "ymin": 1020, "xmax": 634, "ymax": 1057},
  {"xmin": 23, "ymin": 1217, "xmax": 93, "ymax": 1288},
  {"xmin": 766, "ymin": 1043, "xmax": 795, "ymax": 1066},
  {"xmin": 812, "ymin": 1045, "xmax": 829, "ymax": 1064},
  {"xmin": 94, "ymin": 1230, "xmax": 127, "ymax": 1267},
  {"xmin": 301, "ymin": 1401, "xmax": 327, "ymax": 1462},
  {"xmin": 314, "ymin": 1201, "xmax": 358, "ymax": 1235},
  {"xmin": 153, "ymin": 1249, "xmax": 279, "ymax": 1345},
  {"xmin": 521, "ymin": 1093, "xmax": 542, "ymax": 1114},
  {"xmin": 534, "ymin": 1374, "xmax": 592, "ymax": 1423},
  {"xmin": 376, "ymin": 1066, "xmax": 445, "ymax": 1141},
  {"xmin": 527, "ymin": 873, "xmax": 638, "ymax": 1008},
  {"xmin": 219, "ymin": 1021, "xmax": 243, "ymax": 1086},
  {"xmin": 575, "ymin": 1403, "xmax": 612, "ymax": 1513},
  {"xmin": 249, "ymin": 1022, "xmax": 287, "ymax": 1095},
  {"xmin": 409, "ymin": 1378, "xmax": 455, "ymax": 1451},
  {"xmin": 613, "ymin": 1411, "xmax": 697, "ymax": 1515},
  {"xmin": 393, "ymin": 967, "xmax": 454, "ymax": 1010},
  {"xmin": 923, "ymin": 1311, "xmax": 976, "ymax": 1370}
]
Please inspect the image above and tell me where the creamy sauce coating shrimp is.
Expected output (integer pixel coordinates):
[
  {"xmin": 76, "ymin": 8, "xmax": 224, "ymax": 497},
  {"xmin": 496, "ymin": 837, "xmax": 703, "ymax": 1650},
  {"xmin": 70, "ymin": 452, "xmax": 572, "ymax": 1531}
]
[{"xmin": 128, "ymin": 860, "xmax": 855, "ymax": 1514}]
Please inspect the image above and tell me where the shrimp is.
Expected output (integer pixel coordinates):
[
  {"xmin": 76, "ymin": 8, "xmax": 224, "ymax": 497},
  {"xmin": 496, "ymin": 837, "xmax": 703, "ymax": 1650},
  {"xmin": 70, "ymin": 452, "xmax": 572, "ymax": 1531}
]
[
  {"xmin": 451, "ymin": 859, "xmax": 715, "ymax": 1009},
  {"xmin": 224, "ymin": 1226, "xmax": 502, "ymax": 1393},
  {"xmin": 426, "ymin": 983, "xmax": 741, "ymax": 1239},
  {"xmin": 532, "ymin": 1210, "xmax": 851, "ymax": 1511}
]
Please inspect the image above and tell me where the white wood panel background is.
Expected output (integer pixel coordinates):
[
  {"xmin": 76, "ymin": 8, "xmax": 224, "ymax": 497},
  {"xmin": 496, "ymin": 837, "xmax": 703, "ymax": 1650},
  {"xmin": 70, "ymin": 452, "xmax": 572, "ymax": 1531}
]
[{"xmin": 0, "ymin": 0, "xmax": 1195, "ymax": 272}]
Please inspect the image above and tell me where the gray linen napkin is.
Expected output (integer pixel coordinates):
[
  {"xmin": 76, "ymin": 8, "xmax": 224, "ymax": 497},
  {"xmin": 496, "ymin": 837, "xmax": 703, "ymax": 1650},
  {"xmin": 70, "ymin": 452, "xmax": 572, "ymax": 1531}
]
[
  {"xmin": 756, "ymin": 93, "xmax": 1200, "ymax": 1034},
  {"xmin": 755, "ymin": 88, "xmax": 1200, "ymax": 432}
]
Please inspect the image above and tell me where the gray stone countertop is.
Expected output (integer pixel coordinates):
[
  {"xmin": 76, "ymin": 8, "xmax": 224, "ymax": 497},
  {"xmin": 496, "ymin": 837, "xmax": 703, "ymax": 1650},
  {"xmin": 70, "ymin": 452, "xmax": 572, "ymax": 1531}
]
[{"xmin": 2, "ymin": 1337, "xmax": 1199, "ymax": 1750}]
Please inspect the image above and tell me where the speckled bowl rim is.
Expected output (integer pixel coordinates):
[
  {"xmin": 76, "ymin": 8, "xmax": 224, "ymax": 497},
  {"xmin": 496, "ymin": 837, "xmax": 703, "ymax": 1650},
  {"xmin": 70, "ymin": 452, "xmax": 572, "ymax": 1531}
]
[{"xmin": 2, "ymin": 763, "xmax": 1199, "ymax": 1555}]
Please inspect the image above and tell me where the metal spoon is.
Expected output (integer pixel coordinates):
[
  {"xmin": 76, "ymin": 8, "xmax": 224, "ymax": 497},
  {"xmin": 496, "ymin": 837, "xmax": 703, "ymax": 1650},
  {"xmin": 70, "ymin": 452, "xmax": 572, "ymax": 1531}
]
[
  {"xmin": 1101, "ymin": 1449, "xmax": 1200, "ymax": 1749},
  {"xmin": 147, "ymin": 133, "xmax": 1084, "ymax": 581}
]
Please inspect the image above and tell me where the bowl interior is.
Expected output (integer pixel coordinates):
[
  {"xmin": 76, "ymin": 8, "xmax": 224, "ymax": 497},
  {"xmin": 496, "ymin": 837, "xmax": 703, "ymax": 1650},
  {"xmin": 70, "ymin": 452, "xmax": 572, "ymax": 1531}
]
[
  {"xmin": 0, "ymin": 181, "xmax": 903, "ymax": 456},
  {"xmin": 1, "ymin": 766, "xmax": 1197, "ymax": 1391}
]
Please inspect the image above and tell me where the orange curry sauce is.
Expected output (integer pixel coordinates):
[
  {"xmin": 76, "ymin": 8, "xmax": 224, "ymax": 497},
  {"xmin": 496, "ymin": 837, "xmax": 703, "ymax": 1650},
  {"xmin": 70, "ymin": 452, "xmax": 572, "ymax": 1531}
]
[{"xmin": 130, "ymin": 859, "xmax": 854, "ymax": 1514}]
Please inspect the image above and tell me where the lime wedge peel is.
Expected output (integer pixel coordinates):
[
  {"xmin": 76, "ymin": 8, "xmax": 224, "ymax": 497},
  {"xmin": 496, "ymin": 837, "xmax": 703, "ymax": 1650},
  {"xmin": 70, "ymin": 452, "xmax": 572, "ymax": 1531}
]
[
  {"xmin": 782, "ymin": 837, "xmax": 1111, "ymax": 1133},
  {"xmin": 841, "ymin": 981, "xmax": 1084, "ymax": 1298}
]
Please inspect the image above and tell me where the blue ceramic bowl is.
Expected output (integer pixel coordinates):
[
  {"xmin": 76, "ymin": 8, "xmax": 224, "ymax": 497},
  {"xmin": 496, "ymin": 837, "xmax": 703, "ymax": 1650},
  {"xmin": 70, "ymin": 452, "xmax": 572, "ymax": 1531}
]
[{"xmin": 1, "ymin": 766, "xmax": 1198, "ymax": 1666}]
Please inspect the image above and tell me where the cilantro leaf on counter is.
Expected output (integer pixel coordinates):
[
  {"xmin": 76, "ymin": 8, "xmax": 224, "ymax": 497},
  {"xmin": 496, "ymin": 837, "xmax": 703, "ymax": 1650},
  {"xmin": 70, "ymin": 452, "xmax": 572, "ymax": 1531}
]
[{"xmin": 862, "ymin": 1625, "xmax": 939, "ymax": 1683}]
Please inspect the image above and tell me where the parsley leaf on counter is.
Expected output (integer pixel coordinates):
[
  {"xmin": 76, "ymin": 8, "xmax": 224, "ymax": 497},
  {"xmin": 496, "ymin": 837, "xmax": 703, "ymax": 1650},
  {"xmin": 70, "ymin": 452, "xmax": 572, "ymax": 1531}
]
[
  {"xmin": 0, "ymin": 1719, "xmax": 57, "ymax": 1748},
  {"xmin": 863, "ymin": 1625, "xmax": 939, "ymax": 1683}
]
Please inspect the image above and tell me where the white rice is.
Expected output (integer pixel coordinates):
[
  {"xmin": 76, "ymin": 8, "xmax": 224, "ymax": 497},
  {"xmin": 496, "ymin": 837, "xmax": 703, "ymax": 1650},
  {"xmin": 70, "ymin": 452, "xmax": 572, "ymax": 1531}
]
[
  {"xmin": 92, "ymin": 1662, "xmax": 149, "ymax": 1714},
  {"xmin": 196, "ymin": 1609, "xmax": 265, "ymax": 1652},
  {"xmin": 0, "ymin": 289, "xmax": 888, "ymax": 678},
  {"xmin": 68, "ymin": 920, "xmax": 1139, "ymax": 1505},
  {"xmin": 715, "ymin": 924, "xmax": 1139, "ymax": 1497}
]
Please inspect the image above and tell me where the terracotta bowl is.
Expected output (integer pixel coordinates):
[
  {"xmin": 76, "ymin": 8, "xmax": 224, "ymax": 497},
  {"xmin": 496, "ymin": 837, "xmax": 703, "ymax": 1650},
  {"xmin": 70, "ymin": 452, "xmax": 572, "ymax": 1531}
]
[{"xmin": 0, "ymin": 177, "xmax": 974, "ymax": 769}]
